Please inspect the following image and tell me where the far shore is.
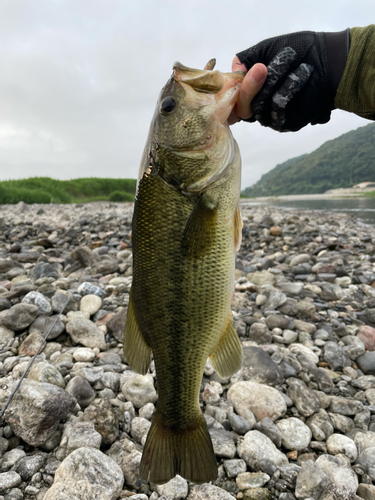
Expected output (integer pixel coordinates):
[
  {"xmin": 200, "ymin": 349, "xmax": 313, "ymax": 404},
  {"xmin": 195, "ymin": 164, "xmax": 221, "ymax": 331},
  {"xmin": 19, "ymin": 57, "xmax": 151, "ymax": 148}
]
[{"xmin": 241, "ymin": 187, "xmax": 374, "ymax": 203}]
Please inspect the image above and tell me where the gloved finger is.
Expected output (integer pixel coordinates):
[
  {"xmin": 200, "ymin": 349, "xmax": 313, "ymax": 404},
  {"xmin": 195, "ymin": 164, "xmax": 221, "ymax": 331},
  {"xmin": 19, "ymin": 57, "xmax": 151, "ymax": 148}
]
[
  {"xmin": 270, "ymin": 63, "xmax": 314, "ymax": 131},
  {"xmin": 251, "ymin": 47, "xmax": 299, "ymax": 124}
]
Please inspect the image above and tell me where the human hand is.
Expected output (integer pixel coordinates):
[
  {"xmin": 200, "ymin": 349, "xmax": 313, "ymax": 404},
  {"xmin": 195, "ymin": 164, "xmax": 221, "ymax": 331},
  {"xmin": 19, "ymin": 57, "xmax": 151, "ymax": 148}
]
[
  {"xmin": 228, "ymin": 59, "xmax": 267, "ymax": 125},
  {"xmin": 234, "ymin": 29, "xmax": 349, "ymax": 131}
]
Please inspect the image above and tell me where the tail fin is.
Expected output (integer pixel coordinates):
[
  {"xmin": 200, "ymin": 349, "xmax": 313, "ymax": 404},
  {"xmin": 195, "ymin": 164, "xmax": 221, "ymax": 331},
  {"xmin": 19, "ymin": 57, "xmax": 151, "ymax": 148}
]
[{"xmin": 140, "ymin": 409, "xmax": 217, "ymax": 484}]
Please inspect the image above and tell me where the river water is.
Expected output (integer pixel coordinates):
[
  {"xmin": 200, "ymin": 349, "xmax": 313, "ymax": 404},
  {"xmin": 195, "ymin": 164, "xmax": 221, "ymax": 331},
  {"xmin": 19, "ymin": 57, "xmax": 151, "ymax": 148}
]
[{"xmin": 242, "ymin": 197, "xmax": 375, "ymax": 227}]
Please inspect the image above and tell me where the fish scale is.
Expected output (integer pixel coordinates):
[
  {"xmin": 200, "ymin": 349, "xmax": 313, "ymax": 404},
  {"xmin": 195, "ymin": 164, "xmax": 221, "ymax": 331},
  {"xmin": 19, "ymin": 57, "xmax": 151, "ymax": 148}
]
[{"xmin": 123, "ymin": 61, "xmax": 244, "ymax": 484}]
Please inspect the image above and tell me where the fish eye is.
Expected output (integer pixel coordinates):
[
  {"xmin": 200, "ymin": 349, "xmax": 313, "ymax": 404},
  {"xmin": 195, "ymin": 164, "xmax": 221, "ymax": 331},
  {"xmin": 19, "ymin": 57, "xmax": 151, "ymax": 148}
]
[{"xmin": 160, "ymin": 96, "xmax": 176, "ymax": 114}]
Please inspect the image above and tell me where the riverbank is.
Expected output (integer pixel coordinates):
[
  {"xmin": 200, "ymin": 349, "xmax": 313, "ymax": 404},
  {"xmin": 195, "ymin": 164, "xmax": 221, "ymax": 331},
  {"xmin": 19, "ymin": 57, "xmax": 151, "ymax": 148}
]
[
  {"xmin": 242, "ymin": 187, "xmax": 375, "ymax": 203},
  {"xmin": 0, "ymin": 201, "xmax": 375, "ymax": 499}
]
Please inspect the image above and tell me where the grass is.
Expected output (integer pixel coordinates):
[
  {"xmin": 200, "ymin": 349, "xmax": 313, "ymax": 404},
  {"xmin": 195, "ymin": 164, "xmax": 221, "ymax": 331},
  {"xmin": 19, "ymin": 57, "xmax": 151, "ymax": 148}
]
[
  {"xmin": 364, "ymin": 190, "xmax": 375, "ymax": 198},
  {"xmin": 0, "ymin": 177, "xmax": 136, "ymax": 204}
]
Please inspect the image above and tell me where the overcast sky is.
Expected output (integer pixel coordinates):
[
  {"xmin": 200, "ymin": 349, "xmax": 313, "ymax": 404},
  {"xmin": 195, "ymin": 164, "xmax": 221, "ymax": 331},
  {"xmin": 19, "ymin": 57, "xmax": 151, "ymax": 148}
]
[{"xmin": 0, "ymin": 0, "xmax": 373, "ymax": 189}]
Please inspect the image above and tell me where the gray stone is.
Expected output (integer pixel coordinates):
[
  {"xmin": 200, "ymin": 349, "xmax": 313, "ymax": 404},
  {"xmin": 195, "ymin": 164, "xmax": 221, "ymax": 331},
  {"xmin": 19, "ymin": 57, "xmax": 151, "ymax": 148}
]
[
  {"xmin": 77, "ymin": 282, "xmax": 107, "ymax": 298},
  {"xmin": 130, "ymin": 416, "xmax": 151, "ymax": 444},
  {"xmin": 51, "ymin": 291, "xmax": 79, "ymax": 314},
  {"xmin": 227, "ymin": 381, "xmax": 286, "ymax": 422},
  {"xmin": 353, "ymin": 431, "xmax": 375, "ymax": 455},
  {"xmin": 356, "ymin": 447, "xmax": 375, "ymax": 472},
  {"xmin": 1, "ymin": 303, "xmax": 39, "ymax": 331},
  {"xmin": 29, "ymin": 315, "xmax": 65, "ymax": 340},
  {"xmin": 228, "ymin": 412, "xmax": 253, "ymax": 435},
  {"xmin": 326, "ymin": 434, "xmax": 358, "ymax": 462},
  {"xmin": 58, "ymin": 421, "xmax": 102, "ymax": 459},
  {"xmin": 121, "ymin": 374, "xmax": 157, "ymax": 409},
  {"xmin": 106, "ymin": 438, "xmax": 142, "ymax": 488},
  {"xmin": 246, "ymin": 271, "xmax": 276, "ymax": 287},
  {"xmin": 248, "ymin": 322, "xmax": 272, "ymax": 344},
  {"xmin": 236, "ymin": 471, "xmax": 270, "ymax": 489},
  {"xmin": 0, "ymin": 379, "xmax": 76, "ymax": 446},
  {"xmin": 315, "ymin": 454, "xmax": 358, "ymax": 499},
  {"xmin": 328, "ymin": 412, "xmax": 355, "ymax": 434},
  {"xmin": 18, "ymin": 331, "xmax": 44, "ymax": 356},
  {"xmin": 356, "ymin": 353, "xmax": 375, "ymax": 375},
  {"xmin": 286, "ymin": 378, "xmax": 321, "ymax": 417},
  {"xmin": 223, "ymin": 459, "xmax": 247, "ymax": 479},
  {"xmin": 266, "ymin": 290, "xmax": 287, "ymax": 309},
  {"xmin": 0, "ymin": 326, "xmax": 14, "ymax": 349},
  {"xmin": 22, "ymin": 291, "xmax": 52, "ymax": 315},
  {"xmin": 265, "ymin": 314, "xmax": 290, "ymax": 330},
  {"xmin": 188, "ymin": 483, "xmax": 242, "ymax": 500},
  {"xmin": 43, "ymin": 447, "xmax": 124, "ymax": 500},
  {"xmin": 357, "ymin": 484, "xmax": 375, "ymax": 500},
  {"xmin": 295, "ymin": 459, "xmax": 330, "ymax": 500},
  {"xmin": 306, "ymin": 410, "xmax": 334, "ymax": 441},
  {"xmin": 209, "ymin": 428, "xmax": 236, "ymax": 458},
  {"xmin": 0, "ymin": 472, "xmax": 21, "ymax": 493},
  {"xmin": 276, "ymin": 417, "xmax": 312, "ymax": 451},
  {"xmin": 28, "ymin": 361, "xmax": 65, "ymax": 388},
  {"xmin": 155, "ymin": 475, "xmax": 188, "ymax": 499},
  {"xmin": 105, "ymin": 307, "xmax": 127, "ymax": 342},
  {"xmin": 351, "ymin": 376, "xmax": 375, "ymax": 390},
  {"xmin": 241, "ymin": 346, "xmax": 284, "ymax": 386},
  {"xmin": 1, "ymin": 449, "xmax": 26, "ymax": 471},
  {"xmin": 66, "ymin": 317, "xmax": 106, "ymax": 350},
  {"xmin": 83, "ymin": 399, "xmax": 119, "ymax": 445},
  {"xmin": 237, "ymin": 430, "xmax": 288, "ymax": 471},
  {"xmin": 65, "ymin": 376, "xmax": 96, "ymax": 408},
  {"xmin": 323, "ymin": 341, "xmax": 351, "ymax": 371},
  {"xmin": 328, "ymin": 396, "xmax": 363, "ymax": 415},
  {"xmin": 255, "ymin": 417, "xmax": 283, "ymax": 448},
  {"xmin": 16, "ymin": 454, "xmax": 45, "ymax": 481}
]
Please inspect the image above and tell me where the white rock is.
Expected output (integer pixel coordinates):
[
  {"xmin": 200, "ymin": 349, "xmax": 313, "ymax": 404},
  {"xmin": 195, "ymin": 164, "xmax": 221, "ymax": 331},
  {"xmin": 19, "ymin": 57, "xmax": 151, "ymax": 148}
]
[
  {"xmin": 227, "ymin": 381, "xmax": 286, "ymax": 422},
  {"xmin": 326, "ymin": 433, "xmax": 358, "ymax": 462},
  {"xmin": 80, "ymin": 294, "xmax": 102, "ymax": 315},
  {"xmin": 315, "ymin": 454, "xmax": 358, "ymax": 497},
  {"xmin": 122, "ymin": 374, "xmax": 157, "ymax": 409},
  {"xmin": 276, "ymin": 417, "xmax": 312, "ymax": 451},
  {"xmin": 44, "ymin": 447, "xmax": 124, "ymax": 500},
  {"xmin": 73, "ymin": 347, "xmax": 96, "ymax": 362},
  {"xmin": 156, "ymin": 474, "xmax": 188, "ymax": 499},
  {"xmin": 238, "ymin": 430, "xmax": 288, "ymax": 470}
]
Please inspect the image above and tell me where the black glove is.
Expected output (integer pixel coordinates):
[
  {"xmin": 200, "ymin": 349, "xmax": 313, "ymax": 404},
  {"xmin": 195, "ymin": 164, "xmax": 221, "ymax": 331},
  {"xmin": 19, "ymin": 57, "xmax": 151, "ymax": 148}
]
[{"xmin": 237, "ymin": 29, "xmax": 350, "ymax": 131}]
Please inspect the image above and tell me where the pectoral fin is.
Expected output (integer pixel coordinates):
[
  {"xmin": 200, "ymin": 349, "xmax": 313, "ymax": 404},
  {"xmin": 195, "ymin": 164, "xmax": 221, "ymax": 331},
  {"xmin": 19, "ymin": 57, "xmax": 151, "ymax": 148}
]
[
  {"xmin": 123, "ymin": 289, "xmax": 152, "ymax": 375},
  {"xmin": 181, "ymin": 195, "xmax": 218, "ymax": 258},
  {"xmin": 209, "ymin": 315, "xmax": 242, "ymax": 378},
  {"xmin": 234, "ymin": 204, "xmax": 243, "ymax": 252}
]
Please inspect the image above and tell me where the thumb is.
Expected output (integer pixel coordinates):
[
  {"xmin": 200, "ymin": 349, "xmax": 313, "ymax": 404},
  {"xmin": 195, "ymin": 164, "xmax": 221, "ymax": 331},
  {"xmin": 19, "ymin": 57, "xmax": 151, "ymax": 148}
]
[{"xmin": 235, "ymin": 63, "xmax": 267, "ymax": 120}]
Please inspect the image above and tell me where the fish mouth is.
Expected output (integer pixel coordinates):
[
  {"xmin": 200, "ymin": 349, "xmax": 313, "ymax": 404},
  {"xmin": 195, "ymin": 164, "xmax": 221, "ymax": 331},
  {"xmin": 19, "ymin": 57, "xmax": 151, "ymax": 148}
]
[{"xmin": 173, "ymin": 61, "xmax": 244, "ymax": 124}]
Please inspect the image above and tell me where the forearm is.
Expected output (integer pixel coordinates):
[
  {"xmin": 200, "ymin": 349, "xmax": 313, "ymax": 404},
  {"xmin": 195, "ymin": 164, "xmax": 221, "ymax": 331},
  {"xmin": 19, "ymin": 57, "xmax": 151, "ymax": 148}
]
[{"xmin": 335, "ymin": 25, "xmax": 375, "ymax": 119}]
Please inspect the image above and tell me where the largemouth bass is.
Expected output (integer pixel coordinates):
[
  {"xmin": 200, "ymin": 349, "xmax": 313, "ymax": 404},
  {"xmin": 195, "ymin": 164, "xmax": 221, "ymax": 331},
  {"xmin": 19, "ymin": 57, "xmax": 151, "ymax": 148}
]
[{"xmin": 124, "ymin": 60, "xmax": 244, "ymax": 484}]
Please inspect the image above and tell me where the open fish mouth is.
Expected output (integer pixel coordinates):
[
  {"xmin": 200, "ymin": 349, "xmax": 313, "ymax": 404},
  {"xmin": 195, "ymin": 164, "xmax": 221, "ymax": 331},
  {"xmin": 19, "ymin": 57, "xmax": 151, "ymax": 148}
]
[{"xmin": 173, "ymin": 60, "xmax": 245, "ymax": 124}]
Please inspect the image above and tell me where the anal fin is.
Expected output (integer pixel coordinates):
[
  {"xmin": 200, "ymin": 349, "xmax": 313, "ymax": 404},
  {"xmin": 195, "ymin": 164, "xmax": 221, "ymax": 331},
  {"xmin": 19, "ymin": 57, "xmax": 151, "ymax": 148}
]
[
  {"xmin": 209, "ymin": 315, "xmax": 242, "ymax": 378},
  {"xmin": 123, "ymin": 289, "xmax": 152, "ymax": 375}
]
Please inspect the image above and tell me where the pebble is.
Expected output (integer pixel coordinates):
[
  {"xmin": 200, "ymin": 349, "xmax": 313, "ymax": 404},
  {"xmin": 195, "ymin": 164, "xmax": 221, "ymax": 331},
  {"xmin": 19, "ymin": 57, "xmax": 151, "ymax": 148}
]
[
  {"xmin": 43, "ymin": 447, "xmax": 124, "ymax": 500},
  {"xmin": 0, "ymin": 201, "xmax": 374, "ymax": 499},
  {"xmin": 276, "ymin": 417, "xmax": 312, "ymax": 451}
]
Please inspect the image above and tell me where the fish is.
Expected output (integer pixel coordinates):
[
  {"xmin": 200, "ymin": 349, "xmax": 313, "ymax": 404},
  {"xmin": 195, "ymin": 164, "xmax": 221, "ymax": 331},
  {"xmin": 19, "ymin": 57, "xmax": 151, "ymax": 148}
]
[{"xmin": 123, "ymin": 59, "xmax": 244, "ymax": 485}]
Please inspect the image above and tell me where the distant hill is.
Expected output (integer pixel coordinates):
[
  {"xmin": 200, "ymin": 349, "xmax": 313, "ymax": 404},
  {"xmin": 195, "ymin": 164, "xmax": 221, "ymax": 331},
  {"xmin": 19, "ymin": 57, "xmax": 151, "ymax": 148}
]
[{"xmin": 242, "ymin": 123, "xmax": 375, "ymax": 197}]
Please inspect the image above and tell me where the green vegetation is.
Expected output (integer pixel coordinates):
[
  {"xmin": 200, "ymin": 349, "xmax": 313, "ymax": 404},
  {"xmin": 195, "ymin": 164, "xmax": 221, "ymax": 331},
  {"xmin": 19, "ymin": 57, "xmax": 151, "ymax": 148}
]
[
  {"xmin": 242, "ymin": 123, "xmax": 375, "ymax": 197},
  {"xmin": 0, "ymin": 177, "xmax": 136, "ymax": 204},
  {"xmin": 364, "ymin": 190, "xmax": 375, "ymax": 198}
]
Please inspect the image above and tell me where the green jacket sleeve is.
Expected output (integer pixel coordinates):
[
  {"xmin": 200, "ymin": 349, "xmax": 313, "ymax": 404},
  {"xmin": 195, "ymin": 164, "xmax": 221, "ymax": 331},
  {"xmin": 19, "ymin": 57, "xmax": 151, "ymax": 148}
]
[{"xmin": 335, "ymin": 25, "xmax": 375, "ymax": 118}]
